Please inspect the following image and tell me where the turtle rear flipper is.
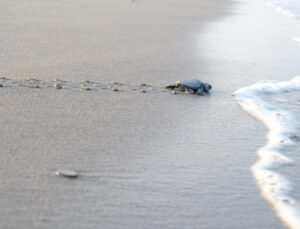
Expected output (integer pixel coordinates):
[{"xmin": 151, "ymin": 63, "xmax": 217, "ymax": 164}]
[
  {"xmin": 165, "ymin": 84, "xmax": 176, "ymax": 89},
  {"xmin": 184, "ymin": 87, "xmax": 194, "ymax": 94}
]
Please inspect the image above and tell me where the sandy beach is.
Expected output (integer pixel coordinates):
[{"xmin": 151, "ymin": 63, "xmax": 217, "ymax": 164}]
[{"xmin": 1, "ymin": 0, "xmax": 300, "ymax": 228}]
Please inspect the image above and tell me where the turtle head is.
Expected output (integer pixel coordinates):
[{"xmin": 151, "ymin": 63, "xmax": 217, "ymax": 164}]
[{"xmin": 203, "ymin": 83, "xmax": 212, "ymax": 92}]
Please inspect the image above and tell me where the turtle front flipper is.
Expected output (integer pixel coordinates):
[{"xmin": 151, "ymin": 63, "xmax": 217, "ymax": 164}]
[
  {"xmin": 196, "ymin": 88, "xmax": 205, "ymax": 96},
  {"xmin": 192, "ymin": 89, "xmax": 198, "ymax": 94}
]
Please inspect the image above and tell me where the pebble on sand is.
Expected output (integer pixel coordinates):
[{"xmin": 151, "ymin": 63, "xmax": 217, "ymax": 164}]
[
  {"xmin": 29, "ymin": 85, "xmax": 40, "ymax": 88},
  {"xmin": 112, "ymin": 88, "xmax": 119, "ymax": 92},
  {"xmin": 55, "ymin": 169, "xmax": 78, "ymax": 178},
  {"xmin": 53, "ymin": 83, "xmax": 62, "ymax": 89},
  {"xmin": 80, "ymin": 85, "xmax": 92, "ymax": 90},
  {"xmin": 80, "ymin": 80, "xmax": 91, "ymax": 83},
  {"xmin": 0, "ymin": 84, "xmax": 3, "ymax": 87}
]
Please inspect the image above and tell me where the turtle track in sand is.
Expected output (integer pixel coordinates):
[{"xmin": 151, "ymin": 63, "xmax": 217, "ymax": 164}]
[{"xmin": 0, "ymin": 77, "xmax": 171, "ymax": 95}]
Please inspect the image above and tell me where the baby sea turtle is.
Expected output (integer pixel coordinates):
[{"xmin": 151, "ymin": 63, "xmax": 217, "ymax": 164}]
[{"xmin": 165, "ymin": 79, "xmax": 212, "ymax": 95}]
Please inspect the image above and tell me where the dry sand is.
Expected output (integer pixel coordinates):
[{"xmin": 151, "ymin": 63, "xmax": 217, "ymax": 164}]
[{"xmin": 1, "ymin": 0, "xmax": 299, "ymax": 228}]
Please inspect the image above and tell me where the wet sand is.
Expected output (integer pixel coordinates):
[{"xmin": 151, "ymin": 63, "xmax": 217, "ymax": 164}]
[{"xmin": 1, "ymin": 0, "xmax": 299, "ymax": 228}]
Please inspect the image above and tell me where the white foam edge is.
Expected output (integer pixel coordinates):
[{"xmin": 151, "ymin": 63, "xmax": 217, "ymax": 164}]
[
  {"xmin": 233, "ymin": 76, "xmax": 300, "ymax": 229},
  {"xmin": 266, "ymin": 1, "xmax": 297, "ymax": 19},
  {"xmin": 293, "ymin": 37, "xmax": 300, "ymax": 43}
]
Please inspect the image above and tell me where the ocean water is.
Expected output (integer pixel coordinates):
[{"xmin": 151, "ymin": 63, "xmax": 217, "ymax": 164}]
[
  {"xmin": 234, "ymin": 1, "xmax": 300, "ymax": 228},
  {"xmin": 267, "ymin": 0, "xmax": 300, "ymax": 19},
  {"xmin": 267, "ymin": 0, "xmax": 300, "ymax": 42}
]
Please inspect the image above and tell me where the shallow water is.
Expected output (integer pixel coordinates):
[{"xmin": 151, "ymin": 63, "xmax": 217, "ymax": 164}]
[
  {"xmin": 267, "ymin": 0, "xmax": 300, "ymax": 43},
  {"xmin": 267, "ymin": 0, "xmax": 300, "ymax": 21}
]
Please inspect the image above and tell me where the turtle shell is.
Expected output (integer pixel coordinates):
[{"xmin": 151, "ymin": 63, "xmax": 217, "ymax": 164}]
[{"xmin": 178, "ymin": 79, "xmax": 203, "ymax": 90}]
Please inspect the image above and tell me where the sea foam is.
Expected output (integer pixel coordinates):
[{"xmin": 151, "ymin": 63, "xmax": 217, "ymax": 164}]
[{"xmin": 234, "ymin": 76, "xmax": 300, "ymax": 229}]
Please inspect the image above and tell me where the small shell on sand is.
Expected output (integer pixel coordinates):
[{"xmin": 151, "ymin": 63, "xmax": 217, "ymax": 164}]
[
  {"xmin": 55, "ymin": 169, "xmax": 78, "ymax": 178},
  {"xmin": 53, "ymin": 83, "xmax": 62, "ymax": 89}
]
